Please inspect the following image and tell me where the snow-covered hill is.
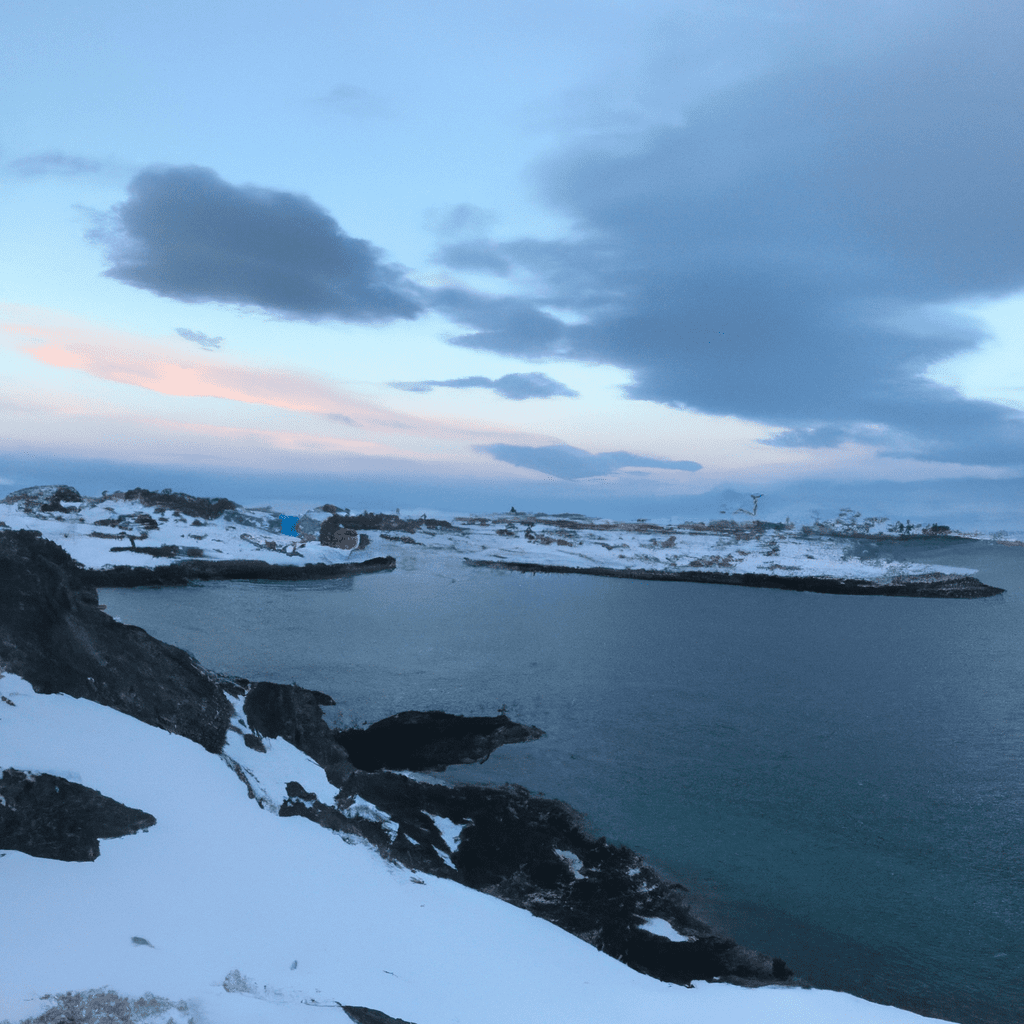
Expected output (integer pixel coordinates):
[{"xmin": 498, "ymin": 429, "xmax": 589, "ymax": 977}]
[{"xmin": 0, "ymin": 671, "xmax": 953, "ymax": 1024}]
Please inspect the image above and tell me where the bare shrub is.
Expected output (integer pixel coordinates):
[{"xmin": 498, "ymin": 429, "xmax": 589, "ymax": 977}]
[{"xmin": 18, "ymin": 988, "xmax": 193, "ymax": 1024}]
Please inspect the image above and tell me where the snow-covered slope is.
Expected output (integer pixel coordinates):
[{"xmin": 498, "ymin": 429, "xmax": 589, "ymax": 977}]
[
  {"xmin": 0, "ymin": 484, "xmax": 986, "ymax": 590},
  {"xmin": 0, "ymin": 672, "xmax": 954, "ymax": 1024}
]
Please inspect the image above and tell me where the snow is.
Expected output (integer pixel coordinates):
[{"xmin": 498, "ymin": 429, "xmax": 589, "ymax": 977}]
[
  {"xmin": 426, "ymin": 813, "xmax": 464, "ymax": 853},
  {"xmin": 342, "ymin": 796, "xmax": 400, "ymax": 840},
  {"xmin": 0, "ymin": 489, "xmax": 977, "ymax": 585},
  {"xmin": 0, "ymin": 671, "xmax": 957, "ymax": 1023},
  {"xmin": 554, "ymin": 848, "xmax": 585, "ymax": 880},
  {"xmin": 640, "ymin": 918, "xmax": 695, "ymax": 943}
]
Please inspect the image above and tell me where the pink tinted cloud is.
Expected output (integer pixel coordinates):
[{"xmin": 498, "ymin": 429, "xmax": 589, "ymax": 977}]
[
  {"xmin": 2, "ymin": 317, "xmax": 520, "ymax": 439},
  {"xmin": 19, "ymin": 332, "xmax": 377, "ymax": 423}
]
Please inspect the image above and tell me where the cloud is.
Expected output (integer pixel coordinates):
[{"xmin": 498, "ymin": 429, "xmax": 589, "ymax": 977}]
[
  {"xmin": 175, "ymin": 328, "xmax": 223, "ymax": 350},
  {"xmin": 435, "ymin": 241, "xmax": 513, "ymax": 277},
  {"xmin": 430, "ymin": 288, "xmax": 566, "ymax": 355},
  {"xmin": 2, "ymin": 313, "xmax": 559, "ymax": 458},
  {"xmin": 390, "ymin": 372, "xmax": 578, "ymax": 400},
  {"xmin": 91, "ymin": 166, "xmax": 422, "ymax": 322},
  {"xmin": 8, "ymin": 151, "xmax": 103, "ymax": 177},
  {"xmin": 479, "ymin": 443, "xmax": 701, "ymax": 479},
  {"xmin": 434, "ymin": 7, "xmax": 1024, "ymax": 468},
  {"xmin": 427, "ymin": 204, "xmax": 498, "ymax": 239}
]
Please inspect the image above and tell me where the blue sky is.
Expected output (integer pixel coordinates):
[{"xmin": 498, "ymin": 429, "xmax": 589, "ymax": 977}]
[{"xmin": 2, "ymin": 0, "xmax": 1023, "ymax": 523}]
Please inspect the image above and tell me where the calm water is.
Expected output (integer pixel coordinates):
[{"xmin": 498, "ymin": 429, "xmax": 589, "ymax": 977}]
[{"xmin": 100, "ymin": 538, "xmax": 1024, "ymax": 1024}]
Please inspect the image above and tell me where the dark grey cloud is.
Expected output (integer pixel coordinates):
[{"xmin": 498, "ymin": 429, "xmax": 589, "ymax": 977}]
[
  {"xmin": 435, "ymin": 6, "xmax": 1024, "ymax": 468},
  {"xmin": 435, "ymin": 240, "xmax": 513, "ymax": 276},
  {"xmin": 479, "ymin": 443, "xmax": 701, "ymax": 479},
  {"xmin": 430, "ymin": 288, "xmax": 566, "ymax": 355},
  {"xmin": 391, "ymin": 372, "xmax": 578, "ymax": 400},
  {"xmin": 9, "ymin": 151, "xmax": 102, "ymax": 177},
  {"xmin": 92, "ymin": 166, "xmax": 421, "ymax": 322},
  {"xmin": 175, "ymin": 327, "xmax": 223, "ymax": 350}
]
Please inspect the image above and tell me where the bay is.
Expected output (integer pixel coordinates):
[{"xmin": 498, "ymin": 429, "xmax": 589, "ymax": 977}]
[{"xmin": 100, "ymin": 537, "xmax": 1024, "ymax": 1024}]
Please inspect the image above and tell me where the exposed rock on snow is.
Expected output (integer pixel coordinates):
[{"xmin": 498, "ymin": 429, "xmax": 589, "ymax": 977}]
[
  {"xmin": 0, "ymin": 530, "xmax": 231, "ymax": 752},
  {"xmin": 341, "ymin": 1007, "xmax": 419, "ymax": 1024},
  {"xmin": 293, "ymin": 768, "xmax": 787, "ymax": 988},
  {"xmin": 0, "ymin": 768, "xmax": 156, "ymax": 862},
  {"xmin": 242, "ymin": 681, "xmax": 355, "ymax": 788}
]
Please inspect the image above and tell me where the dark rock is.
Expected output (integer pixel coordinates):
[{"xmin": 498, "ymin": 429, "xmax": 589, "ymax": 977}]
[
  {"xmin": 320, "ymin": 516, "xmax": 360, "ymax": 549},
  {"xmin": 2, "ymin": 484, "xmax": 83, "ymax": 515},
  {"xmin": 119, "ymin": 487, "xmax": 238, "ymax": 520},
  {"xmin": 338, "ymin": 710, "xmax": 544, "ymax": 771},
  {"xmin": 464, "ymin": 558, "xmax": 1004, "ymax": 599},
  {"xmin": 79, "ymin": 555, "xmax": 396, "ymax": 588},
  {"xmin": 243, "ymin": 681, "xmax": 354, "ymax": 786},
  {"xmin": 342, "ymin": 1007, "xmax": 418, "ymax": 1024},
  {"xmin": 0, "ymin": 530, "xmax": 232, "ymax": 752},
  {"xmin": 322, "ymin": 511, "xmax": 465, "ymax": 535},
  {"xmin": 283, "ymin": 768, "xmax": 791, "ymax": 988},
  {"xmin": 0, "ymin": 768, "xmax": 156, "ymax": 861}
]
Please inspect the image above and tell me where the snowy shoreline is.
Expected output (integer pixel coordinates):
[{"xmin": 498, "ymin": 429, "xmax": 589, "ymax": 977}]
[
  {"xmin": 0, "ymin": 525, "xmax": 960, "ymax": 1023},
  {"xmin": 0, "ymin": 484, "xmax": 1003, "ymax": 598}
]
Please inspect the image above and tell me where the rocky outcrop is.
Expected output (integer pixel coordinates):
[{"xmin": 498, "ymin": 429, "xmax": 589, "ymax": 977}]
[
  {"xmin": 0, "ymin": 530, "xmax": 232, "ymax": 752},
  {"xmin": 337, "ymin": 710, "xmax": 544, "ymax": 771},
  {"xmin": 320, "ymin": 517, "xmax": 362, "ymax": 549},
  {"xmin": 281, "ymin": 770, "xmax": 791, "ymax": 988},
  {"xmin": 0, "ymin": 768, "xmax": 156, "ymax": 861},
  {"xmin": 239, "ymin": 686, "xmax": 546, "ymax": 783},
  {"xmin": 248, "ymin": 681, "xmax": 790, "ymax": 988},
  {"xmin": 80, "ymin": 555, "xmax": 395, "ymax": 588},
  {"xmin": 119, "ymin": 487, "xmax": 239, "ymax": 520},
  {"xmin": 1, "ymin": 484, "xmax": 84, "ymax": 515},
  {"xmin": 342, "ymin": 1008, "xmax": 418, "ymax": 1024},
  {"xmin": 242, "ymin": 681, "xmax": 354, "ymax": 787},
  {"xmin": 464, "ymin": 558, "xmax": 1005, "ymax": 598}
]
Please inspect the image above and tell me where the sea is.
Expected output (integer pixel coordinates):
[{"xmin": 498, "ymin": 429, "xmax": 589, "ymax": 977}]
[{"xmin": 99, "ymin": 536, "xmax": 1024, "ymax": 1024}]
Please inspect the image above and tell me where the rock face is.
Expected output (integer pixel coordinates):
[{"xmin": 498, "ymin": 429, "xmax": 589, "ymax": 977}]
[
  {"xmin": 279, "ymin": 768, "xmax": 790, "ymax": 988},
  {"xmin": 242, "ymin": 681, "xmax": 355, "ymax": 787},
  {"xmin": 0, "ymin": 530, "xmax": 232, "ymax": 752},
  {"xmin": 0, "ymin": 768, "xmax": 156, "ymax": 861},
  {"xmin": 80, "ymin": 555, "xmax": 396, "ymax": 588},
  {"xmin": 337, "ymin": 710, "xmax": 545, "ymax": 771}
]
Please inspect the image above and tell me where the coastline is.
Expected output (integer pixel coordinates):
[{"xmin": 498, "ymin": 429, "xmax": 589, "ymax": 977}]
[
  {"xmin": 80, "ymin": 555, "xmax": 396, "ymax": 588},
  {"xmin": 463, "ymin": 558, "xmax": 1005, "ymax": 598},
  {"xmin": 0, "ymin": 523, "xmax": 966, "ymax": 1022}
]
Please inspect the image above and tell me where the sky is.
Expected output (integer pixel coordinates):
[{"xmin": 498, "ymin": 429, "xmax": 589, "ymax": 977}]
[{"xmin": 2, "ymin": 0, "xmax": 1023, "ymax": 524}]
